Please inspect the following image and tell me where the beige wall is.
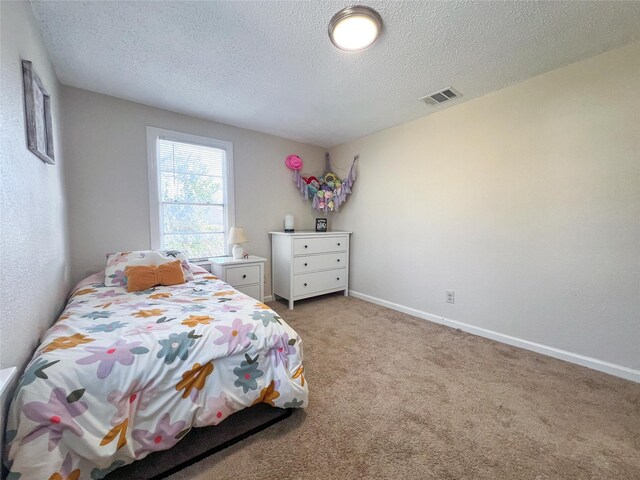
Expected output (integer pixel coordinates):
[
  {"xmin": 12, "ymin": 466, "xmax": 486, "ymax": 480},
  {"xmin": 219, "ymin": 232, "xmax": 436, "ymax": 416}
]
[
  {"xmin": 0, "ymin": 2, "xmax": 71, "ymax": 370},
  {"xmin": 0, "ymin": 1, "xmax": 71, "ymax": 450},
  {"xmin": 329, "ymin": 41, "xmax": 640, "ymax": 374},
  {"xmin": 61, "ymin": 87, "xmax": 325, "ymax": 295}
]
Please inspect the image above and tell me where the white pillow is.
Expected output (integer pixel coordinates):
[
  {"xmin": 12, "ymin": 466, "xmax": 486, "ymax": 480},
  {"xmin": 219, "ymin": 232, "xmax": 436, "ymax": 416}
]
[{"xmin": 104, "ymin": 250, "xmax": 195, "ymax": 286}]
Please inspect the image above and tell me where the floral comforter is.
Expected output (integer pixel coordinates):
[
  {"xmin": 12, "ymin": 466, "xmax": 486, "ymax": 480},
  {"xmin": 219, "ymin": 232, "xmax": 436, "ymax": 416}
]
[{"xmin": 3, "ymin": 268, "xmax": 307, "ymax": 479}]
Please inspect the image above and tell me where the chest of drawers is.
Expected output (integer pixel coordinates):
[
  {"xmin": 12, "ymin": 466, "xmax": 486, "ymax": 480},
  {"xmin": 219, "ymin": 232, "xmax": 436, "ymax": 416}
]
[{"xmin": 270, "ymin": 231, "xmax": 351, "ymax": 309}]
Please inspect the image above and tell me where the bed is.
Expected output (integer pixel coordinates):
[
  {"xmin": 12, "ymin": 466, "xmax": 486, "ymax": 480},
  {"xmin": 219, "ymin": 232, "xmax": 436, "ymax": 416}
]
[{"xmin": 3, "ymin": 259, "xmax": 308, "ymax": 479}]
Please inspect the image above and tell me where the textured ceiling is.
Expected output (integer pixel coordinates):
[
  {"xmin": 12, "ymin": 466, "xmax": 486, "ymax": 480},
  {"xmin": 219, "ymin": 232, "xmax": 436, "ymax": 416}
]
[{"xmin": 31, "ymin": 1, "xmax": 640, "ymax": 147}]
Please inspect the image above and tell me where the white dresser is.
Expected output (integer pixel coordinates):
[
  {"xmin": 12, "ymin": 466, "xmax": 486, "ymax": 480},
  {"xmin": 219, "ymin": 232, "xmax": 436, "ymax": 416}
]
[
  {"xmin": 208, "ymin": 255, "xmax": 266, "ymax": 302},
  {"xmin": 270, "ymin": 231, "xmax": 351, "ymax": 309}
]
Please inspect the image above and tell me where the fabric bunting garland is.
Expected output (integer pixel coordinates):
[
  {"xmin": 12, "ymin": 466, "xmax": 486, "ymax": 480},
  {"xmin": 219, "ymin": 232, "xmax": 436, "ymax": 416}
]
[{"xmin": 286, "ymin": 153, "xmax": 358, "ymax": 213}]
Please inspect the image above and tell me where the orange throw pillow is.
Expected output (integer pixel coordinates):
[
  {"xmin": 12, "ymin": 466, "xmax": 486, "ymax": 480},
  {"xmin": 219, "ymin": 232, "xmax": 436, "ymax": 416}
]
[{"xmin": 125, "ymin": 260, "xmax": 186, "ymax": 292}]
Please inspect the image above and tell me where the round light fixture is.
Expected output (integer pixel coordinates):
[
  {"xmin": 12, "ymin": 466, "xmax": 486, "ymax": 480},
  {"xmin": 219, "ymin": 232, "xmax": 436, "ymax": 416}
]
[{"xmin": 328, "ymin": 5, "xmax": 383, "ymax": 52}]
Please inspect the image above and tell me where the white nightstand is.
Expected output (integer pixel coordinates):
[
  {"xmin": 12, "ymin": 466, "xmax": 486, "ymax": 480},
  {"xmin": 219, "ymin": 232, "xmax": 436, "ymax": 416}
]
[{"xmin": 209, "ymin": 256, "xmax": 267, "ymax": 302}]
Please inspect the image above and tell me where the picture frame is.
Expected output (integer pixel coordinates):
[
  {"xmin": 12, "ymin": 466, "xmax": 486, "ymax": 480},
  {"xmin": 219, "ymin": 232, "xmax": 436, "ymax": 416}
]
[
  {"xmin": 22, "ymin": 60, "xmax": 55, "ymax": 164},
  {"xmin": 315, "ymin": 218, "xmax": 328, "ymax": 232}
]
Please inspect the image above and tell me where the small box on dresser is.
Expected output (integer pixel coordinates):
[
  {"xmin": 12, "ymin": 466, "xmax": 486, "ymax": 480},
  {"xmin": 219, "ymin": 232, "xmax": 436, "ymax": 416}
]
[
  {"xmin": 270, "ymin": 231, "xmax": 351, "ymax": 309},
  {"xmin": 209, "ymin": 255, "xmax": 267, "ymax": 302}
]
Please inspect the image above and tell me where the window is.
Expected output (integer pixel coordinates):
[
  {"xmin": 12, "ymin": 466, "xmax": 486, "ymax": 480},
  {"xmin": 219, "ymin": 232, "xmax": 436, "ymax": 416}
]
[{"xmin": 147, "ymin": 127, "xmax": 234, "ymax": 259}]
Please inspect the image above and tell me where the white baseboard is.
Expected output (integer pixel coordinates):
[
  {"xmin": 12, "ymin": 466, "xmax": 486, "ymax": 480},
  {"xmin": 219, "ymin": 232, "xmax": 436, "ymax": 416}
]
[
  {"xmin": 264, "ymin": 295, "xmax": 273, "ymax": 302},
  {"xmin": 349, "ymin": 290, "xmax": 640, "ymax": 383}
]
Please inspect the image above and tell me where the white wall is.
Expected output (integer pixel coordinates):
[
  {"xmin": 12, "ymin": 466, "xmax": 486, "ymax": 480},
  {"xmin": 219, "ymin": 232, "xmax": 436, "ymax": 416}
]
[
  {"xmin": 329, "ymin": 41, "xmax": 640, "ymax": 377},
  {"xmin": 61, "ymin": 87, "xmax": 325, "ymax": 295},
  {"xmin": 0, "ymin": 2, "xmax": 71, "ymax": 371},
  {"xmin": 0, "ymin": 1, "xmax": 71, "ymax": 448}
]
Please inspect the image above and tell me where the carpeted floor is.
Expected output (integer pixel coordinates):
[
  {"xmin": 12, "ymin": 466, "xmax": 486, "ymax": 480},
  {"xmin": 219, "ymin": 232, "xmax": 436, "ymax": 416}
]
[{"xmin": 168, "ymin": 294, "xmax": 640, "ymax": 480}]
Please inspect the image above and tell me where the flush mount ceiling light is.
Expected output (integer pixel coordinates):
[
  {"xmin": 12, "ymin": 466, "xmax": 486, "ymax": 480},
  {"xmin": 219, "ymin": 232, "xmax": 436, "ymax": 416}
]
[{"xmin": 328, "ymin": 5, "xmax": 383, "ymax": 52}]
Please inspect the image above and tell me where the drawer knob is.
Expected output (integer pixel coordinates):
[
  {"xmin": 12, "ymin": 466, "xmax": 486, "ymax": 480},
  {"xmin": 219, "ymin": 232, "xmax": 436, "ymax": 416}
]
[
  {"xmin": 337, "ymin": 259, "xmax": 340, "ymax": 262},
  {"xmin": 304, "ymin": 263, "xmax": 308, "ymax": 266},
  {"xmin": 304, "ymin": 245, "xmax": 308, "ymax": 248},
  {"xmin": 242, "ymin": 274, "xmax": 247, "ymax": 279},
  {"xmin": 337, "ymin": 277, "xmax": 340, "ymax": 281},
  {"xmin": 337, "ymin": 243, "xmax": 341, "ymax": 246},
  {"xmin": 304, "ymin": 283, "xmax": 308, "ymax": 287}
]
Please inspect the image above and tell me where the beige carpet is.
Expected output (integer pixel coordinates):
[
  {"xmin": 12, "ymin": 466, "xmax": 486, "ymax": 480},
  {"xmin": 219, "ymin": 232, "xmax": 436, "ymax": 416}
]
[{"xmin": 168, "ymin": 294, "xmax": 640, "ymax": 480}]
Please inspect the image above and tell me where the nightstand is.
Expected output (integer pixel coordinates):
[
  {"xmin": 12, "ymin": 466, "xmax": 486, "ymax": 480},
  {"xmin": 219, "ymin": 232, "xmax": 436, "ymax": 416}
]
[{"xmin": 209, "ymin": 255, "xmax": 267, "ymax": 302}]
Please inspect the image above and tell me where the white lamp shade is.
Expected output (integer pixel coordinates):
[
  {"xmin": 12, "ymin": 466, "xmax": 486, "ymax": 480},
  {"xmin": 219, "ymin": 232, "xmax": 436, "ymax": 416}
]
[{"xmin": 228, "ymin": 227, "xmax": 248, "ymax": 245}]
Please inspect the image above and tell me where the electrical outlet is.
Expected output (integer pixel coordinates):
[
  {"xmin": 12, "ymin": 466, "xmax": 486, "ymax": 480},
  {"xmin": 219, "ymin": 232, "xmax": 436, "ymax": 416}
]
[{"xmin": 446, "ymin": 290, "xmax": 455, "ymax": 304}]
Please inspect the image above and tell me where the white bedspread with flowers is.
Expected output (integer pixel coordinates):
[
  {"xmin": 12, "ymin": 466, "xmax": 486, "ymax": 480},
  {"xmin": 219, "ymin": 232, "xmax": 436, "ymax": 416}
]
[{"xmin": 3, "ymin": 268, "xmax": 307, "ymax": 479}]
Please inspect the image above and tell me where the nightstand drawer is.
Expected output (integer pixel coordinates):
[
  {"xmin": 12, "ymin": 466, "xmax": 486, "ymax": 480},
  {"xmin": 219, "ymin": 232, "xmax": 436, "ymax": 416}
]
[
  {"xmin": 293, "ymin": 268, "xmax": 346, "ymax": 296},
  {"xmin": 236, "ymin": 283, "xmax": 261, "ymax": 300},
  {"xmin": 293, "ymin": 236, "xmax": 347, "ymax": 255},
  {"xmin": 225, "ymin": 265, "xmax": 260, "ymax": 286},
  {"xmin": 293, "ymin": 252, "xmax": 347, "ymax": 273}
]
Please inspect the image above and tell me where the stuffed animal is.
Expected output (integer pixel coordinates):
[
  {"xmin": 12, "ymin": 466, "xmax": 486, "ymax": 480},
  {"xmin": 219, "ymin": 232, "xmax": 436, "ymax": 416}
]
[
  {"xmin": 324, "ymin": 172, "xmax": 338, "ymax": 188},
  {"xmin": 306, "ymin": 176, "xmax": 320, "ymax": 197},
  {"xmin": 288, "ymin": 153, "xmax": 358, "ymax": 212}
]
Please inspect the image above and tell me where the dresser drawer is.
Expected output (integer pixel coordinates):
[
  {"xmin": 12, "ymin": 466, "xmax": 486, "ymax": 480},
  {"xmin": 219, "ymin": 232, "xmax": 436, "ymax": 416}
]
[
  {"xmin": 225, "ymin": 265, "xmax": 260, "ymax": 286},
  {"xmin": 293, "ymin": 269, "xmax": 346, "ymax": 296},
  {"xmin": 293, "ymin": 236, "xmax": 347, "ymax": 255},
  {"xmin": 236, "ymin": 283, "xmax": 261, "ymax": 300},
  {"xmin": 293, "ymin": 252, "xmax": 346, "ymax": 274}
]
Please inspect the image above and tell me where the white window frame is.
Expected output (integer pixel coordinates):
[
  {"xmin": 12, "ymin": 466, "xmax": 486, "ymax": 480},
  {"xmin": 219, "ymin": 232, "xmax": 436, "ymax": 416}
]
[{"xmin": 146, "ymin": 126, "xmax": 235, "ymax": 259}]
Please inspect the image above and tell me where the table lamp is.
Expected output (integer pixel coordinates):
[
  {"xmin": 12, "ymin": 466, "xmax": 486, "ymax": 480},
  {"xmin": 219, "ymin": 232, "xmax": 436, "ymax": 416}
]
[{"xmin": 228, "ymin": 227, "xmax": 248, "ymax": 259}]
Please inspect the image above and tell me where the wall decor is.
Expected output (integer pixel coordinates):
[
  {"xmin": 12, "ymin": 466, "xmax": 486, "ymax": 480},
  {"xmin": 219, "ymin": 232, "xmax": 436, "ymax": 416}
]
[
  {"xmin": 22, "ymin": 60, "xmax": 54, "ymax": 164},
  {"xmin": 315, "ymin": 218, "xmax": 328, "ymax": 232},
  {"xmin": 285, "ymin": 152, "xmax": 358, "ymax": 213}
]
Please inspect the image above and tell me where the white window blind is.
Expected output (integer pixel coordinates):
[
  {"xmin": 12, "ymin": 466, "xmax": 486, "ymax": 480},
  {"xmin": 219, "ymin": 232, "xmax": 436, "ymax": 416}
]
[{"xmin": 157, "ymin": 137, "xmax": 228, "ymax": 259}]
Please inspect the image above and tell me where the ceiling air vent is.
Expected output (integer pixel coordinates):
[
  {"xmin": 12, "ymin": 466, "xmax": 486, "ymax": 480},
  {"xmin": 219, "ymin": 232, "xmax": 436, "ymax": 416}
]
[{"xmin": 419, "ymin": 87, "xmax": 462, "ymax": 106}]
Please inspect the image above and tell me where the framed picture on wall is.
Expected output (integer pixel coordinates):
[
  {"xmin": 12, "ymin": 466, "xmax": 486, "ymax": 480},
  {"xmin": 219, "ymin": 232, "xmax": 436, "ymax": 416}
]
[
  {"xmin": 22, "ymin": 60, "xmax": 55, "ymax": 164},
  {"xmin": 315, "ymin": 218, "xmax": 328, "ymax": 232}
]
